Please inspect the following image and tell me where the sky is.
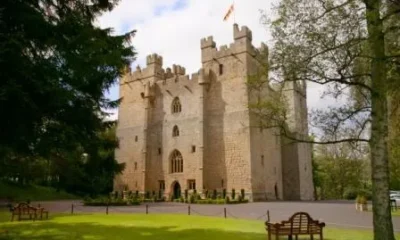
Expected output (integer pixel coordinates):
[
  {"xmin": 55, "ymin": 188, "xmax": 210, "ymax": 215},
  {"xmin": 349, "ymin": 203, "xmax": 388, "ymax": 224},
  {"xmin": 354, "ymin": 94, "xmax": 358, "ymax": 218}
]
[{"xmin": 97, "ymin": 0, "xmax": 331, "ymax": 120}]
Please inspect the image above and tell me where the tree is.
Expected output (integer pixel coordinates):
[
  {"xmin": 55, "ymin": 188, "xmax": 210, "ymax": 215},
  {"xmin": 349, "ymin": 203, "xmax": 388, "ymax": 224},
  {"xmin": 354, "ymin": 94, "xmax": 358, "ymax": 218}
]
[
  {"xmin": 250, "ymin": 0, "xmax": 399, "ymax": 239},
  {"xmin": 0, "ymin": 0, "xmax": 135, "ymax": 158},
  {"xmin": 314, "ymin": 143, "xmax": 369, "ymax": 200}
]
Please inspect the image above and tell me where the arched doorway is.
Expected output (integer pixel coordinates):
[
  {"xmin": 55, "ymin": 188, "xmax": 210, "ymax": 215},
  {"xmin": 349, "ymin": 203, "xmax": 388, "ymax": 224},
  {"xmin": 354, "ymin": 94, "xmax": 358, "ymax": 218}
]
[{"xmin": 172, "ymin": 181, "xmax": 181, "ymax": 199}]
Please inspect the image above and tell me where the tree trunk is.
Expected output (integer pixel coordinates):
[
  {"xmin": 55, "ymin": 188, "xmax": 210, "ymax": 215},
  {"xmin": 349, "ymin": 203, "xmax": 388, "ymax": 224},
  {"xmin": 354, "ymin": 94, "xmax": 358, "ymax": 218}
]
[{"xmin": 364, "ymin": 0, "xmax": 395, "ymax": 239}]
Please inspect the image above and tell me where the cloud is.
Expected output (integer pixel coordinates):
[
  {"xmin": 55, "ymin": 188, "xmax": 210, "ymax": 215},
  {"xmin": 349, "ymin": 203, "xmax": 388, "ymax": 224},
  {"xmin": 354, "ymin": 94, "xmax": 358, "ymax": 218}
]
[{"xmin": 98, "ymin": 0, "xmax": 335, "ymax": 121}]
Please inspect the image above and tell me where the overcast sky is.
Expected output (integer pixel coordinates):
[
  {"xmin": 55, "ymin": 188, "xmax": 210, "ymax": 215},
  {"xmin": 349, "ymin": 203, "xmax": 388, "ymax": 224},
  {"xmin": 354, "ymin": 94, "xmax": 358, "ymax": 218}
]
[{"xmin": 97, "ymin": 0, "xmax": 330, "ymax": 120}]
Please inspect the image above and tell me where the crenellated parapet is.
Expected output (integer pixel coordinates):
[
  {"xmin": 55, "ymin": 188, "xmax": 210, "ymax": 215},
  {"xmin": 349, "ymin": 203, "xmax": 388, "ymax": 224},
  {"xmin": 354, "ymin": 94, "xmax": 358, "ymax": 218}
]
[
  {"xmin": 200, "ymin": 24, "xmax": 267, "ymax": 64},
  {"xmin": 233, "ymin": 24, "xmax": 252, "ymax": 41}
]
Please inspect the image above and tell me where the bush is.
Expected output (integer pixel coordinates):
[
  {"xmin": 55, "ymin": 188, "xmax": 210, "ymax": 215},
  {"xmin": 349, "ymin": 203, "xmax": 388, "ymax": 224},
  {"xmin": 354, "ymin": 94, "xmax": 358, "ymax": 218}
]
[
  {"xmin": 356, "ymin": 195, "xmax": 367, "ymax": 204},
  {"xmin": 212, "ymin": 189, "xmax": 217, "ymax": 200},
  {"xmin": 225, "ymin": 196, "xmax": 230, "ymax": 204},
  {"xmin": 204, "ymin": 189, "xmax": 209, "ymax": 198},
  {"xmin": 135, "ymin": 191, "xmax": 139, "ymax": 198},
  {"xmin": 184, "ymin": 189, "xmax": 188, "ymax": 200},
  {"xmin": 241, "ymin": 189, "xmax": 245, "ymax": 199},
  {"xmin": 222, "ymin": 189, "xmax": 226, "ymax": 199},
  {"xmin": 231, "ymin": 189, "xmax": 235, "ymax": 200},
  {"xmin": 344, "ymin": 189, "xmax": 372, "ymax": 200}
]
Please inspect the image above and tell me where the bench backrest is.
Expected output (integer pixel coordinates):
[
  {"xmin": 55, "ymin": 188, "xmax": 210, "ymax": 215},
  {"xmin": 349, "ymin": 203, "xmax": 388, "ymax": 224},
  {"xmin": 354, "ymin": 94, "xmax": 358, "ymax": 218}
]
[
  {"xmin": 288, "ymin": 212, "xmax": 312, "ymax": 232},
  {"xmin": 13, "ymin": 203, "xmax": 36, "ymax": 213}
]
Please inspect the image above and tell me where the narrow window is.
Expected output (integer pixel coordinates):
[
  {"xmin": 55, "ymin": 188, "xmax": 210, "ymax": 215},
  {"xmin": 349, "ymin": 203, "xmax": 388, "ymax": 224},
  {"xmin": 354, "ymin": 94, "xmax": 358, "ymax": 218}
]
[
  {"xmin": 134, "ymin": 162, "xmax": 137, "ymax": 170},
  {"xmin": 188, "ymin": 180, "xmax": 196, "ymax": 190},
  {"xmin": 158, "ymin": 148, "xmax": 162, "ymax": 155},
  {"xmin": 173, "ymin": 125, "xmax": 180, "ymax": 137},
  {"xmin": 261, "ymin": 155, "xmax": 264, "ymax": 166},
  {"xmin": 135, "ymin": 136, "xmax": 138, "ymax": 142},
  {"xmin": 192, "ymin": 145, "xmax": 196, "ymax": 153},
  {"xmin": 221, "ymin": 179, "xmax": 224, "ymax": 188},
  {"xmin": 219, "ymin": 64, "xmax": 224, "ymax": 75}
]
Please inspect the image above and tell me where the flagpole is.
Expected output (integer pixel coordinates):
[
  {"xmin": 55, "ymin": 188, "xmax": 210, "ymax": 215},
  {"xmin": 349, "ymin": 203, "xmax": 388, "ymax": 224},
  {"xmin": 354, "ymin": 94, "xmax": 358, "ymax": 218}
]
[{"xmin": 233, "ymin": 0, "xmax": 236, "ymax": 24}]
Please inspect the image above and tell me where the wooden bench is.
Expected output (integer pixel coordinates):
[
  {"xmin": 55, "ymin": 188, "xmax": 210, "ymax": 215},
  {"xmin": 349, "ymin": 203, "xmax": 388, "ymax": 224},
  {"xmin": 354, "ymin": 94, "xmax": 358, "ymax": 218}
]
[
  {"xmin": 11, "ymin": 203, "xmax": 49, "ymax": 221},
  {"xmin": 265, "ymin": 212, "xmax": 325, "ymax": 240}
]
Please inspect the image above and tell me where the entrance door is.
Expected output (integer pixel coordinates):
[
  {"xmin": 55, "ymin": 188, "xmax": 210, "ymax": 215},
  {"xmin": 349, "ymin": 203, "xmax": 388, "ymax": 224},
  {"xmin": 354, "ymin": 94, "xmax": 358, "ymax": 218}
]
[{"xmin": 173, "ymin": 181, "xmax": 181, "ymax": 199}]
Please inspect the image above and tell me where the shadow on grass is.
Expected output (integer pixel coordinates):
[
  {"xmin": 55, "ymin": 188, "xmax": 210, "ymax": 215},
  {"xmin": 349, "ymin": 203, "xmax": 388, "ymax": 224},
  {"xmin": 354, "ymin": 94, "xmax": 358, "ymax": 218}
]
[{"xmin": 0, "ymin": 221, "xmax": 267, "ymax": 240}]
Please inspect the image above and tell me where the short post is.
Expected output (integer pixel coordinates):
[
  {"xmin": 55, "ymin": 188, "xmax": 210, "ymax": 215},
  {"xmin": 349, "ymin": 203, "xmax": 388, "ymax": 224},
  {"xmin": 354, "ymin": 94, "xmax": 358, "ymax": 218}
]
[
  {"xmin": 188, "ymin": 205, "xmax": 191, "ymax": 215},
  {"xmin": 146, "ymin": 204, "xmax": 148, "ymax": 214},
  {"xmin": 71, "ymin": 204, "xmax": 74, "ymax": 214},
  {"xmin": 106, "ymin": 204, "xmax": 109, "ymax": 215},
  {"xmin": 224, "ymin": 208, "xmax": 227, "ymax": 219}
]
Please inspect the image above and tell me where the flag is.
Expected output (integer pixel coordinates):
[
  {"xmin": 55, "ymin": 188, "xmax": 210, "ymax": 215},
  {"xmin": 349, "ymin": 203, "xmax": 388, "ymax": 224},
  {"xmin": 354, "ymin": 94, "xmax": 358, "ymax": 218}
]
[{"xmin": 223, "ymin": 4, "xmax": 234, "ymax": 21}]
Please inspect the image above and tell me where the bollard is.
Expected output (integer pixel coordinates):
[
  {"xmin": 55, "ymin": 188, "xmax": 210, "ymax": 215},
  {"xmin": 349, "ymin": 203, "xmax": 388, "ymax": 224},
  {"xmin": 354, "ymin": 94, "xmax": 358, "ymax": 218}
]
[
  {"xmin": 224, "ymin": 208, "xmax": 227, "ymax": 219},
  {"xmin": 146, "ymin": 204, "xmax": 148, "ymax": 214},
  {"xmin": 188, "ymin": 205, "xmax": 191, "ymax": 215},
  {"xmin": 71, "ymin": 204, "xmax": 74, "ymax": 214},
  {"xmin": 106, "ymin": 205, "xmax": 109, "ymax": 215}
]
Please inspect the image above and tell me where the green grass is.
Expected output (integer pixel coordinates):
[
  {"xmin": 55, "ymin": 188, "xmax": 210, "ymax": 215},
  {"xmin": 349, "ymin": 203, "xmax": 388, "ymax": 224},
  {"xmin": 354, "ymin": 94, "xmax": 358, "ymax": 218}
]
[
  {"xmin": 0, "ymin": 182, "xmax": 78, "ymax": 202},
  {"xmin": 0, "ymin": 211, "xmax": 398, "ymax": 240}
]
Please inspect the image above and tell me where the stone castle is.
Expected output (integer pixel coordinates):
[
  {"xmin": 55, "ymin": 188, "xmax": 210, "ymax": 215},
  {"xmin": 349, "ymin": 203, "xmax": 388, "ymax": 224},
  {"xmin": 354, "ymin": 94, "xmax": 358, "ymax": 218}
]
[{"xmin": 114, "ymin": 24, "xmax": 314, "ymax": 201}]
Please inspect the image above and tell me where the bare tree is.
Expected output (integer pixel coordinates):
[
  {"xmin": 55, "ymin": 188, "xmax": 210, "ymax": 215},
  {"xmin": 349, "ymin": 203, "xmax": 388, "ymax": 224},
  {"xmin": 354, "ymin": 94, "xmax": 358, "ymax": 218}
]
[{"xmin": 249, "ymin": 0, "xmax": 400, "ymax": 239}]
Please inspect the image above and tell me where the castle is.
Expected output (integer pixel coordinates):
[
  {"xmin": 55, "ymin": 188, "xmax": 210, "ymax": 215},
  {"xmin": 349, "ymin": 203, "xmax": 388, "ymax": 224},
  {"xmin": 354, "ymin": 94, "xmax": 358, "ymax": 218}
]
[{"xmin": 114, "ymin": 24, "xmax": 314, "ymax": 201}]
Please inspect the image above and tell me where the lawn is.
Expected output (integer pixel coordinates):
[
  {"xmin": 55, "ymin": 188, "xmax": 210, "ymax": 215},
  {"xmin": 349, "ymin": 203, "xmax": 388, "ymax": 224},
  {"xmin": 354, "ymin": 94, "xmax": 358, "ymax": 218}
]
[
  {"xmin": 0, "ymin": 182, "xmax": 77, "ymax": 202},
  {"xmin": 0, "ymin": 211, "xmax": 398, "ymax": 240}
]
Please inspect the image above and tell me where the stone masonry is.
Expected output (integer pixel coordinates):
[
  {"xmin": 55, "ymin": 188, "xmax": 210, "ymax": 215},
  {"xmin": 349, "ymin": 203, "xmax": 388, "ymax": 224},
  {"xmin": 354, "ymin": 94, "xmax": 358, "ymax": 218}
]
[{"xmin": 114, "ymin": 24, "xmax": 314, "ymax": 201}]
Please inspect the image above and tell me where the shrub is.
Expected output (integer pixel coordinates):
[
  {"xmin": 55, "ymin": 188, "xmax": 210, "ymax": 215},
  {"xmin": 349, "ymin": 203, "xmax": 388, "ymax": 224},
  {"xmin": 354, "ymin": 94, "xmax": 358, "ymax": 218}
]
[
  {"xmin": 241, "ymin": 189, "xmax": 245, "ymax": 199},
  {"xmin": 225, "ymin": 196, "xmax": 230, "ymax": 204},
  {"xmin": 184, "ymin": 189, "xmax": 188, "ymax": 200},
  {"xmin": 222, "ymin": 189, "xmax": 226, "ymax": 199},
  {"xmin": 193, "ymin": 189, "xmax": 197, "ymax": 194},
  {"xmin": 212, "ymin": 189, "xmax": 217, "ymax": 200},
  {"xmin": 145, "ymin": 191, "xmax": 150, "ymax": 199},
  {"xmin": 344, "ymin": 189, "xmax": 358, "ymax": 200},
  {"xmin": 114, "ymin": 191, "xmax": 119, "ymax": 199},
  {"xmin": 135, "ymin": 190, "xmax": 139, "ymax": 198},
  {"xmin": 128, "ymin": 191, "xmax": 132, "ymax": 198},
  {"xmin": 356, "ymin": 195, "xmax": 367, "ymax": 204},
  {"xmin": 231, "ymin": 189, "xmax": 235, "ymax": 200}
]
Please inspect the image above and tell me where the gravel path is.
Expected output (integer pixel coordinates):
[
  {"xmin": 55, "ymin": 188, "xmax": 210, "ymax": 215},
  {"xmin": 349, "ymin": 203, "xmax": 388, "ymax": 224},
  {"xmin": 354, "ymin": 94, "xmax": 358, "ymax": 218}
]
[{"xmin": 29, "ymin": 200, "xmax": 400, "ymax": 231}]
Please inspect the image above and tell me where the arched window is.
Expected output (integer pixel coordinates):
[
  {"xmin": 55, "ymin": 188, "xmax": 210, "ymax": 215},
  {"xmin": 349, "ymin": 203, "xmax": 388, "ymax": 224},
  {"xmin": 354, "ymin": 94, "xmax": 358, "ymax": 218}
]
[
  {"xmin": 172, "ymin": 125, "xmax": 180, "ymax": 137},
  {"xmin": 171, "ymin": 97, "xmax": 182, "ymax": 113},
  {"xmin": 170, "ymin": 150, "xmax": 183, "ymax": 173}
]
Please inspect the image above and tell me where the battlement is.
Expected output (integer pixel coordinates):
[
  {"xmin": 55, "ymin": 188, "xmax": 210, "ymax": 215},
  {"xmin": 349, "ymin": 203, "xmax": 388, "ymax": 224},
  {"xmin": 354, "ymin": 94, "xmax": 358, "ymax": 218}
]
[
  {"xmin": 201, "ymin": 36, "xmax": 216, "ymax": 49},
  {"xmin": 233, "ymin": 24, "xmax": 252, "ymax": 41},
  {"xmin": 146, "ymin": 53, "xmax": 163, "ymax": 66},
  {"xmin": 200, "ymin": 24, "xmax": 265, "ymax": 63}
]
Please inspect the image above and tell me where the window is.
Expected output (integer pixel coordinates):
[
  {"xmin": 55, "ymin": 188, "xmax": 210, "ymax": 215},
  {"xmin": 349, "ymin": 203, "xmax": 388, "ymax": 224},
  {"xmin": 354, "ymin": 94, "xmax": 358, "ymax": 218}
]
[
  {"xmin": 172, "ymin": 125, "xmax": 180, "ymax": 137},
  {"xmin": 219, "ymin": 64, "xmax": 224, "ymax": 75},
  {"xmin": 192, "ymin": 145, "xmax": 196, "ymax": 153},
  {"xmin": 221, "ymin": 179, "xmax": 224, "ymax": 188},
  {"xmin": 261, "ymin": 155, "xmax": 264, "ymax": 166},
  {"xmin": 134, "ymin": 162, "xmax": 137, "ymax": 170},
  {"xmin": 158, "ymin": 148, "xmax": 162, "ymax": 155},
  {"xmin": 170, "ymin": 150, "xmax": 183, "ymax": 173},
  {"xmin": 171, "ymin": 97, "xmax": 182, "ymax": 113},
  {"xmin": 188, "ymin": 180, "xmax": 196, "ymax": 190},
  {"xmin": 135, "ymin": 136, "xmax": 138, "ymax": 142},
  {"xmin": 159, "ymin": 180, "xmax": 165, "ymax": 190}
]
